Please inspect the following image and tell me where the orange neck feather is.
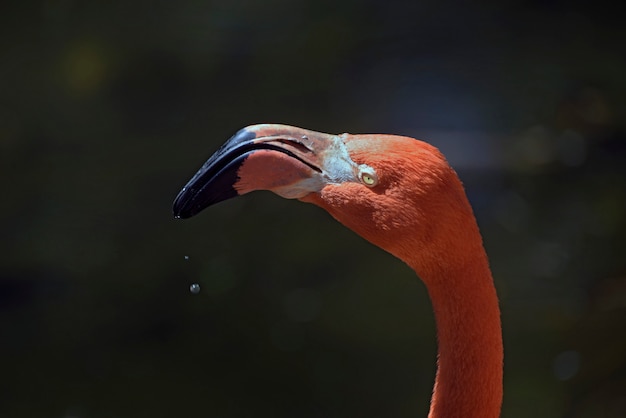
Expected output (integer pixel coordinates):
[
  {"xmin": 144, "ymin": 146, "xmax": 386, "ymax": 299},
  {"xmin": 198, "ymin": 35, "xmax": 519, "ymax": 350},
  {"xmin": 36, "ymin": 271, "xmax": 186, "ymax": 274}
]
[
  {"xmin": 389, "ymin": 185, "xmax": 502, "ymax": 418},
  {"xmin": 401, "ymin": 164, "xmax": 503, "ymax": 418},
  {"xmin": 413, "ymin": 241, "xmax": 502, "ymax": 418},
  {"xmin": 304, "ymin": 142, "xmax": 503, "ymax": 418},
  {"xmin": 385, "ymin": 203, "xmax": 502, "ymax": 418}
]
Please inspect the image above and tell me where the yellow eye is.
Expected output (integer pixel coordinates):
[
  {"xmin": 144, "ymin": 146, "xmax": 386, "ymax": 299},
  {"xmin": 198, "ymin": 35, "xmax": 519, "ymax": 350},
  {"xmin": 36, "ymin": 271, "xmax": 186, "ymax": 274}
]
[
  {"xmin": 359, "ymin": 167, "xmax": 378, "ymax": 187},
  {"xmin": 362, "ymin": 174, "xmax": 375, "ymax": 185}
]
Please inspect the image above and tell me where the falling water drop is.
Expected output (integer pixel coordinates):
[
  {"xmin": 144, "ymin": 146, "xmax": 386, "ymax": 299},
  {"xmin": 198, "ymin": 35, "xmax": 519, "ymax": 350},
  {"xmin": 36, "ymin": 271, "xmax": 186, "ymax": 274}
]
[
  {"xmin": 190, "ymin": 283, "xmax": 201, "ymax": 294},
  {"xmin": 184, "ymin": 255, "xmax": 189, "ymax": 260}
]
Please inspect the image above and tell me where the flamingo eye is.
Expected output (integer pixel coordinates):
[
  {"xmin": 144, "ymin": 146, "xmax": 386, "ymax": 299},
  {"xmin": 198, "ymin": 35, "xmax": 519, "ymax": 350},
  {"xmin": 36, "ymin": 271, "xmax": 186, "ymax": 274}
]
[{"xmin": 358, "ymin": 166, "xmax": 378, "ymax": 187}]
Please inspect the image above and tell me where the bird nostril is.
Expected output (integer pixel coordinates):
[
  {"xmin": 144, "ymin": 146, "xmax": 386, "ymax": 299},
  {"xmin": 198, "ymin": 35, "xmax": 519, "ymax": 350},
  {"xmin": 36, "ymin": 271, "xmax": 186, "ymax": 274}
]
[{"xmin": 289, "ymin": 138, "xmax": 314, "ymax": 152}]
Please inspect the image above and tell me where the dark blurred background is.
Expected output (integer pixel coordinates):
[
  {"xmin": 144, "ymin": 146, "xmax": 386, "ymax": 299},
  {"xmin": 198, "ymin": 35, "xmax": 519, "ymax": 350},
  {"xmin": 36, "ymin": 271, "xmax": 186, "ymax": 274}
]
[{"xmin": 1, "ymin": 1, "xmax": 625, "ymax": 417}]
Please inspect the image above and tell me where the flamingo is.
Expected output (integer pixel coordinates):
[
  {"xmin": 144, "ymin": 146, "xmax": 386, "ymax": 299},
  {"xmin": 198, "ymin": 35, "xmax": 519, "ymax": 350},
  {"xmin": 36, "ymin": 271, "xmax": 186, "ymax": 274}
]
[{"xmin": 173, "ymin": 124, "xmax": 503, "ymax": 418}]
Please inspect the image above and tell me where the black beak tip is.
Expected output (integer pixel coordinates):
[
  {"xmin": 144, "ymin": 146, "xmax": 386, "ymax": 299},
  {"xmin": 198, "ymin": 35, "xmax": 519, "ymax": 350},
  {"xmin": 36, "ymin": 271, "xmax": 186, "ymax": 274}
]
[
  {"xmin": 172, "ymin": 209, "xmax": 189, "ymax": 220},
  {"xmin": 172, "ymin": 191, "xmax": 194, "ymax": 219},
  {"xmin": 172, "ymin": 127, "xmax": 261, "ymax": 220}
]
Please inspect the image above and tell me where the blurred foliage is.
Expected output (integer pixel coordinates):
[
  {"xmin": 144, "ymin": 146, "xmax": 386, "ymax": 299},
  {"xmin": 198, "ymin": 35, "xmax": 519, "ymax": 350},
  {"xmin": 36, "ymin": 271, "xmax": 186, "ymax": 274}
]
[{"xmin": 1, "ymin": 1, "xmax": 625, "ymax": 417}]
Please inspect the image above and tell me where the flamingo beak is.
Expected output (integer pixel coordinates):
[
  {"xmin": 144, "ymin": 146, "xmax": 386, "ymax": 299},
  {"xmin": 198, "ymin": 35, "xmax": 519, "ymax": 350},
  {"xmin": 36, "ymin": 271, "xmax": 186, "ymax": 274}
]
[{"xmin": 173, "ymin": 124, "xmax": 356, "ymax": 219}]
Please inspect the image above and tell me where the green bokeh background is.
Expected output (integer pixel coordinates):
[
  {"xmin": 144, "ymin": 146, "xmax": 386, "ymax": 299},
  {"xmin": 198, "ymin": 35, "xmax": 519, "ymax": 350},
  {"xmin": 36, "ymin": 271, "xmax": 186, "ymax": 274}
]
[{"xmin": 1, "ymin": 1, "xmax": 625, "ymax": 417}]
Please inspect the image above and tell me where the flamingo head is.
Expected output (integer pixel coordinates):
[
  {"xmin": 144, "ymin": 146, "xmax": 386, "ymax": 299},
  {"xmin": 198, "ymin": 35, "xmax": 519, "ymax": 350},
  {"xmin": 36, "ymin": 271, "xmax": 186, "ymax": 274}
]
[{"xmin": 173, "ymin": 124, "xmax": 474, "ymax": 270}]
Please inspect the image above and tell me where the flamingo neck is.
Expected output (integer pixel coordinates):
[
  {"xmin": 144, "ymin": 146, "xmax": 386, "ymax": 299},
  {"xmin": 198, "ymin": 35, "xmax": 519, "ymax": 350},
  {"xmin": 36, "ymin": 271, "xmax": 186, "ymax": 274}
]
[
  {"xmin": 409, "ymin": 250, "xmax": 503, "ymax": 418},
  {"xmin": 304, "ymin": 169, "xmax": 503, "ymax": 417}
]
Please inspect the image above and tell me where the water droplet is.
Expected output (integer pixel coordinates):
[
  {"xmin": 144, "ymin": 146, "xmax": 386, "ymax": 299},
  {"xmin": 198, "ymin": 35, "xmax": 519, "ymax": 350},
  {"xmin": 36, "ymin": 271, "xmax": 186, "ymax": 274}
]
[
  {"xmin": 184, "ymin": 255, "xmax": 189, "ymax": 260},
  {"xmin": 190, "ymin": 283, "xmax": 201, "ymax": 294}
]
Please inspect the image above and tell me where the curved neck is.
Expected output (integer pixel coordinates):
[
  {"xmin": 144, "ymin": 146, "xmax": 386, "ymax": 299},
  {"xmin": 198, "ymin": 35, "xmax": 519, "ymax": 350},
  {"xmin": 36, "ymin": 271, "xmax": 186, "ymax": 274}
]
[
  {"xmin": 425, "ymin": 255, "xmax": 502, "ymax": 418},
  {"xmin": 306, "ymin": 168, "xmax": 503, "ymax": 417},
  {"xmin": 409, "ymin": 251, "xmax": 503, "ymax": 418}
]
